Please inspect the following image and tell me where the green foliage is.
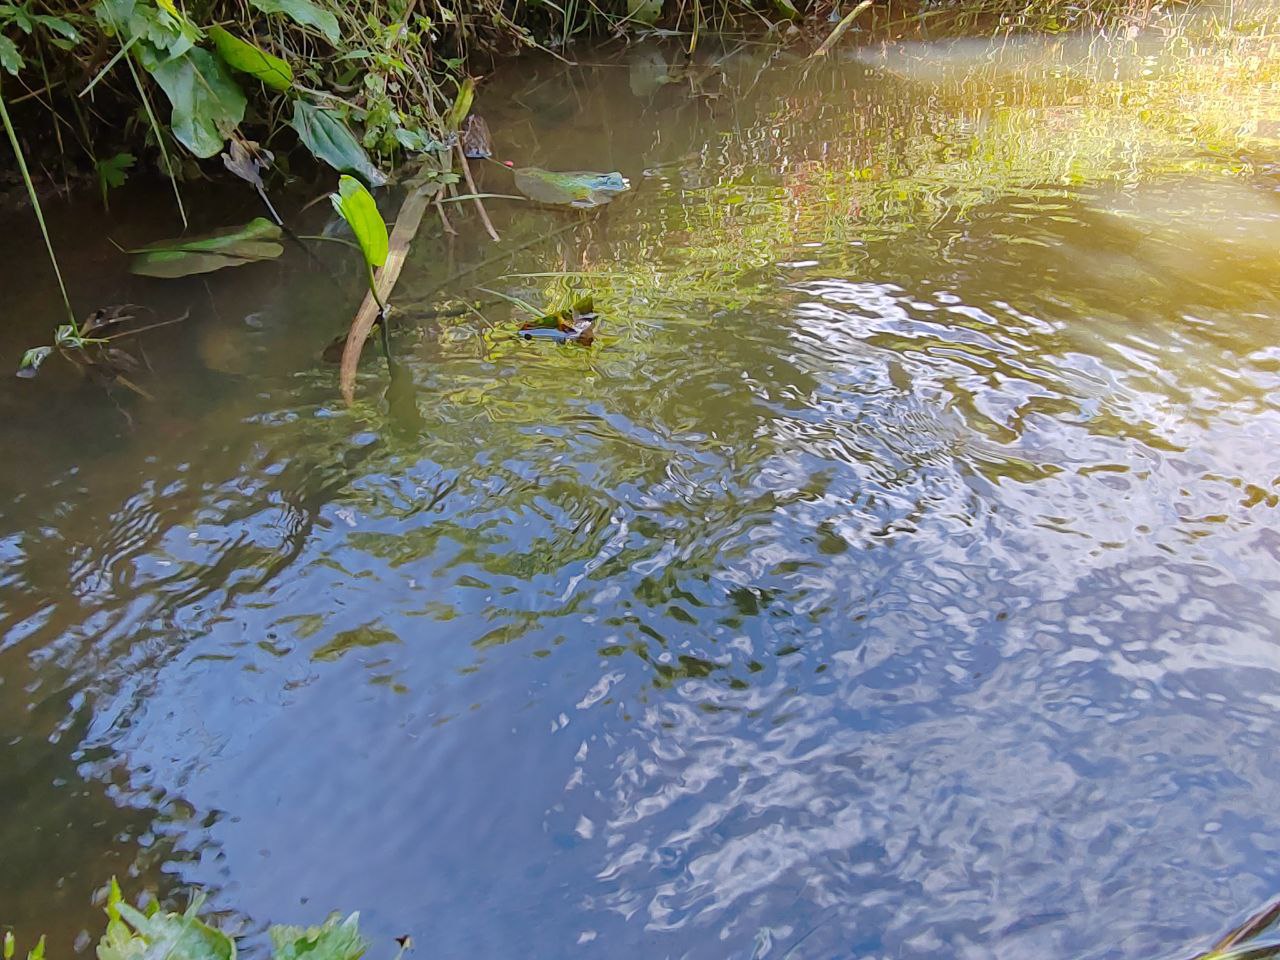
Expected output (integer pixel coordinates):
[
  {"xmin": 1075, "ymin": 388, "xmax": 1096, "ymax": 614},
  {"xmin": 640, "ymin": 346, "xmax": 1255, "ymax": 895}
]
[
  {"xmin": 208, "ymin": 26, "xmax": 293, "ymax": 91},
  {"xmin": 130, "ymin": 217, "xmax": 284, "ymax": 277},
  {"xmin": 270, "ymin": 914, "xmax": 367, "ymax": 960},
  {"xmin": 248, "ymin": 0, "xmax": 339, "ymax": 44},
  {"xmin": 138, "ymin": 46, "xmax": 246, "ymax": 158},
  {"xmin": 330, "ymin": 174, "xmax": 388, "ymax": 270},
  {"xmin": 444, "ymin": 76, "xmax": 474, "ymax": 133},
  {"xmin": 98, "ymin": 879, "xmax": 235, "ymax": 960},
  {"xmin": 95, "ymin": 151, "xmax": 134, "ymax": 206},
  {"xmin": 291, "ymin": 100, "xmax": 386, "ymax": 186}
]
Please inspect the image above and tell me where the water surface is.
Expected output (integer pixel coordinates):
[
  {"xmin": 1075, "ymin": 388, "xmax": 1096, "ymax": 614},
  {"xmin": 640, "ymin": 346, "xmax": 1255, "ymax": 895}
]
[{"xmin": 5, "ymin": 30, "xmax": 1280, "ymax": 960}]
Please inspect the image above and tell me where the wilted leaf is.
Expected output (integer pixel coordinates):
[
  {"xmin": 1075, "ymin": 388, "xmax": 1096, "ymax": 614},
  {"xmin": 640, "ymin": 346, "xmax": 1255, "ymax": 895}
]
[
  {"xmin": 512, "ymin": 168, "xmax": 630, "ymax": 208},
  {"xmin": 330, "ymin": 175, "xmax": 387, "ymax": 269},
  {"xmin": 130, "ymin": 217, "xmax": 283, "ymax": 278},
  {"xmin": 221, "ymin": 138, "xmax": 272, "ymax": 189},
  {"xmin": 0, "ymin": 34, "xmax": 23, "ymax": 75},
  {"xmin": 208, "ymin": 25, "xmax": 292, "ymax": 91},
  {"xmin": 460, "ymin": 114, "xmax": 492, "ymax": 159},
  {"xmin": 445, "ymin": 77, "xmax": 474, "ymax": 133},
  {"xmin": 16, "ymin": 345, "xmax": 52, "ymax": 378},
  {"xmin": 270, "ymin": 913, "xmax": 367, "ymax": 960},
  {"xmin": 627, "ymin": 0, "xmax": 663, "ymax": 24},
  {"xmin": 141, "ymin": 47, "xmax": 246, "ymax": 158},
  {"xmin": 97, "ymin": 879, "xmax": 235, "ymax": 960},
  {"xmin": 291, "ymin": 100, "xmax": 385, "ymax": 186},
  {"xmin": 248, "ymin": 0, "xmax": 339, "ymax": 44},
  {"xmin": 519, "ymin": 296, "xmax": 599, "ymax": 344}
]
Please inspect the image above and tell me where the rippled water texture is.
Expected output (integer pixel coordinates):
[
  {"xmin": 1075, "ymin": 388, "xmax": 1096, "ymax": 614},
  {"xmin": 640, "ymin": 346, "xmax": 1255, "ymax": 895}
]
[{"xmin": 5, "ymin": 28, "xmax": 1280, "ymax": 960}]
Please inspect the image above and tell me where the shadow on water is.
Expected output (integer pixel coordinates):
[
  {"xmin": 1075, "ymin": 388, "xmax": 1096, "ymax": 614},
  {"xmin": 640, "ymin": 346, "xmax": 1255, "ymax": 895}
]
[{"xmin": 4, "ymin": 24, "xmax": 1280, "ymax": 960}]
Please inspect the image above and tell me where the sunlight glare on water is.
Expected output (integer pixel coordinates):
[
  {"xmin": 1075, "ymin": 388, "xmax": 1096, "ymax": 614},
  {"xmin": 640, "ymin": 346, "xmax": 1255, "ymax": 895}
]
[{"xmin": 4, "ymin": 24, "xmax": 1280, "ymax": 960}]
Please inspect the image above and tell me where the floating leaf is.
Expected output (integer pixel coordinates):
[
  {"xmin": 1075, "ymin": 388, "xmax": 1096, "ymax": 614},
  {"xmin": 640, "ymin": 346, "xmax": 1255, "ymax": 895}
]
[
  {"xmin": 208, "ymin": 25, "xmax": 292, "ymax": 91},
  {"xmin": 291, "ymin": 100, "xmax": 385, "ymax": 186},
  {"xmin": 248, "ymin": 0, "xmax": 339, "ymax": 44},
  {"xmin": 519, "ymin": 296, "xmax": 599, "ymax": 344},
  {"xmin": 627, "ymin": 0, "xmax": 663, "ymax": 24},
  {"xmin": 0, "ymin": 34, "xmax": 22, "ymax": 75},
  {"xmin": 330, "ymin": 174, "xmax": 387, "ymax": 269},
  {"xmin": 445, "ymin": 77, "xmax": 474, "ymax": 133},
  {"xmin": 141, "ymin": 47, "xmax": 246, "ymax": 158},
  {"xmin": 98, "ymin": 879, "xmax": 235, "ymax": 960},
  {"xmin": 512, "ymin": 168, "xmax": 630, "ymax": 208},
  {"xmin": 270, "ymin": 913, "xmax": 367, "ymax": 960},
  {"xmin": 130, "ymin": 217, "xmax": 283, "ymax": 278},
  {"xmin": 16, "ymin": 345, "xmax": 52, "ymax": 378}
]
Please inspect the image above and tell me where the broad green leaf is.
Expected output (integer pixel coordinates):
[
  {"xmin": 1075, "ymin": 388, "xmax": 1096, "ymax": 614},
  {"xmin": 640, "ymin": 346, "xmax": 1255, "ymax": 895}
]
[
  {"xmin": 130, "ymin": 217, "xmax": 283, "ymax": 277},
  {"xmin": 330, "ymin": 174, "xmax": 387, "ymax": 269},
  {"xmin": 3, "ymin": 931, "xmax": 14, "ymax": 960},
  {"xmin": 141, "ymin": 46, "xmax": 246, "ymax": 157},
  {"xmin": 0, "ymin": 34, "xmax": 21, "ymax": 74},
  {"xmin": 512, "ymin": 168, "xmax": 630, "ymax": 208},
  {"xmin": 248, "ymin": 0, "xmax": 338, "ymax": 44},
  {"xmin": 270, "ymin": 913, "xmax": 367, "ymax": 960},
  {"xmin": 291, "ymin": 100, "xmax": 385, "ymax": 186},
  {"xmin": 627, "ymin": 0, "xmax": 663, "ymax": 24},
  {"xmin": 25, "ymin": 939, "xmax": 44, "ymax": 960},
  {"xmin": 97, "ymin": 883, "xmax": 234, "ymax": 960},
  {"xmin": 208, "ymin": 25, "xmax": 292, "ymax": 91},
  {"xmin": 445, "ymin": 76, "xmax": 474, "ymax": 133}
]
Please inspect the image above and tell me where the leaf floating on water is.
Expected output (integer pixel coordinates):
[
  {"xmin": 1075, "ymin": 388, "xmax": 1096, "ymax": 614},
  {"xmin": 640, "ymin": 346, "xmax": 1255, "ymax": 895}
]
[
  {"xmin": 16, "ymin": 346, "xmax": 53, "ymax": 378},
  {"xmin": 512, "ymin": 168, "xmax": 630, "ymax": 208},
  {"xmin": 270, "ymin": 912, "xmax": 368, "ymax": 960},
  {"xmin": 130, "ymin": 217, "xmax": 284, "ymax": 278},
  {"xmin": 519, "ymin": 296, "xmax": 600, "ymax": 344},
  {"xmin": 291, "ymin": 100, "xmax": 386, "ymax": 187},
  {"xmin": 208, "ymin": 26, "xmax": 293, "ymax": 91},
  {"xmin": 460, "ymin": 114, "xmax": 492, "ymax": 159}
]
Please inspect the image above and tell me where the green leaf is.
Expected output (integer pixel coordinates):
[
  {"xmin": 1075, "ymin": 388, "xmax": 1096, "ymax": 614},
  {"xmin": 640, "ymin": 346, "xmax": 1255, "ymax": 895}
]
[
  {"xmin": 0, "ymin": 34, "xmax": 22, "ymax": 74},
  {"xmin": 33, "ymin": 13, "xmax": 79, "ymax": 40},
  {"xmin": 330, "ymin": 174, "xmax": 387, "ymax": 270},
  {"xmin": 247, "ymin": 0, "xmax": 339, "ymax": 44},
  {"xmin": 512, "ymin": 168, "xmax": 630, "ymax": 208},
  {"xmin": 208, "ymin": 25, "xmax": 292, "ymax": 91},
  {"xmin": 97, "ymin": 883, "xmax": 235, "ymax": 960},
  {"xmin": 3, "ymin": 930, "xmax": 15, "ymax": 959},
  {"xmin": 270, "ymin": 913, "xmax": 367, "ymax": 960},
  {"xmin": 141, "ymin": 46, "xmax": 246, "ymax": 158},
  {"xmin": 771, "ymin": 0, "xmax": 800, "ymax": 18},
  {"xmin": 97, "ymin": 151, "xmax": 134, "ymax": 206},
  {"xmin": 627, "ymin": 0, "xmax": 663, "ymax": 24},
  {"xmin": 130, "ymin": 217, "xmax": 283, "ymax": 277},
  {"xmin": 25, "ymin": 939, "xmax": 45, "ymax": 960},
  {"xmin": 444, "ymin": 76, "xmax": 474, "ymax": 133},
  {"xmin": 291, "ymin": 100, "xmax": 385, "ymax": 186}
]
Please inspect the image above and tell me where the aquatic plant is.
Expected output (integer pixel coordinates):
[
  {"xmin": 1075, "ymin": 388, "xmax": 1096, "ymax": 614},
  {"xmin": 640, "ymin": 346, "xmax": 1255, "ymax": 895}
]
[{"xmin": 330, "ymin": 175, "xmax": 390, "ymax": 313}]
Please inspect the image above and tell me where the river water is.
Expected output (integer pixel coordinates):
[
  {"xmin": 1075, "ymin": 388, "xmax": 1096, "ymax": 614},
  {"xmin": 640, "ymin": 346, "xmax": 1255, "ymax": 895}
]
[{"xmin": 4, "ymin": 28, "xmax": 1280, "ymax": 960}]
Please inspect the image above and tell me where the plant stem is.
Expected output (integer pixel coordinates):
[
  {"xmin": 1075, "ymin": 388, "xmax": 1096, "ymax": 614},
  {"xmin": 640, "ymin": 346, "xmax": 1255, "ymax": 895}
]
[
  {"xmin": 0, "ymin": 81, "xmax": 77, "ymax": 334},
  {"xmin": 366, "ymin": 262, "xmax": 386, "ymax": 312}
]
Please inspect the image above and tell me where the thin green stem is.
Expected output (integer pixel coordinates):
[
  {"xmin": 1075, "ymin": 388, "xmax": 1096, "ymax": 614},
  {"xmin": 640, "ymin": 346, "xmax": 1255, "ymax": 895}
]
[{"xmin": 0, "ymin": 81, "xmax": 77, "ymax": 334}]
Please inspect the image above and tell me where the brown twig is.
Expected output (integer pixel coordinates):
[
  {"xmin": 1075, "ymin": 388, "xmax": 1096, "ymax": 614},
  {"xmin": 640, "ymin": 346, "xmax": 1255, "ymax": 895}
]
[
  {"xmin": 456, "ymin": 142, "xmax": 500, "ymax": 242},
  {"xmin": 339, "ymin": 184, "xmax": 437, "ymax": 403}
]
